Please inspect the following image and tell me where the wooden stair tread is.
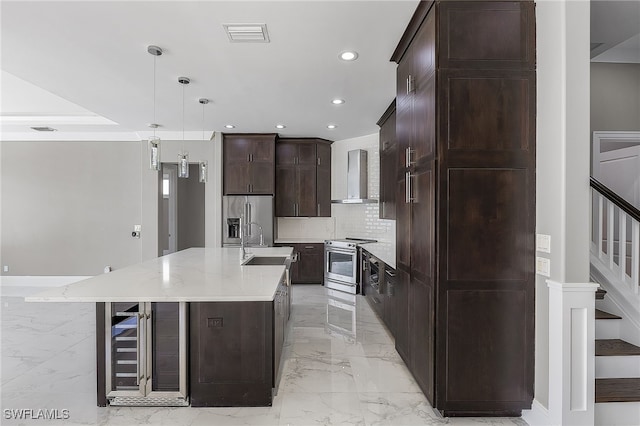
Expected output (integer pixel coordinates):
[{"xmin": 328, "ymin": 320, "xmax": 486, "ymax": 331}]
[
  {"xmin": 596, "ymin": 378, "xmax": 640, "ymax": 403},
  {"xmin": 596, "ymin": 288, "xmax": 607, "ymax": 300},
  {"xmin": 596, "ymin": 339, "xmax": 640, "ymax": 356},
  {"xmin": 595, "ymin": 309, "xmax": 622, "ymax": 320}
]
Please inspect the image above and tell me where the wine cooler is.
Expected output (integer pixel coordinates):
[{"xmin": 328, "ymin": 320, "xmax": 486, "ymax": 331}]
[{"xmin": 105, "ymin": 302, "xmax": 188, "ymax": 406}]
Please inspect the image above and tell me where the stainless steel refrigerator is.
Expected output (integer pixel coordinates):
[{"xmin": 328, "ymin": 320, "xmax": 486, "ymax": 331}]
[{"xmin": 222, "ymin": 195, "xmax": 274, "ymax": 247}]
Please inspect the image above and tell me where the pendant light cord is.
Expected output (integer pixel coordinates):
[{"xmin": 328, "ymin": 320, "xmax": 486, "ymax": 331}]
[
  {"xmin": 182, "ymin": 82, "xmax": 185, "ymax": 152},
  {"xmin": 153, "ymin": 55, "xmax": 157, "ymax": 138}
]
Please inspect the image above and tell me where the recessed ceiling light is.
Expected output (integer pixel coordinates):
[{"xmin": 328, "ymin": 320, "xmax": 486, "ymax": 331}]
[
  {"xmin": 225, "ymin": 124, "xmax": 235, "ymax": 129},
  {"xmin": 339, "ymin": 51, "xmax": 358, "ymax": 61},
  {"xmin": 327, "ymin": 124, "xmax": 337, "ymax": 129},
  {"xmin": 275, "ymin": 124, "xmax": 286, "ymax": 129},
  {"xmin": 332, "ymin": 99, "xmax": 345, "ymax": 105}
]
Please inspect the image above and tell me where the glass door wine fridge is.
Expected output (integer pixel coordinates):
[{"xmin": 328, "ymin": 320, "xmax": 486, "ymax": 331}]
[{"xmin": 105, "ymin": 302, "xmax": 188, "ymax": 406}]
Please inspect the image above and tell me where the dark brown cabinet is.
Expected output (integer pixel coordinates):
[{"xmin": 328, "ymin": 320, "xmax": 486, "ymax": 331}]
[
  {"xmin": 223, "ymin": 134, "xmax": 276, "ymax": 195},
  {"xmin": 275, "ymin": 139, "xmax": 331, "ymax": 217},
  {"xmin": 362, "ymin": 251, "xmax": 385, "ymax": 319},
  {"xmin": 189, "ymin": 301, "xmax": 273, "ymax": 407},
  {"xmin": 382, "ymin": 266, "xmax": 397, "ymax": 337},
  {"xmin": 189, "ymin": 274, "xmax": 290, "ymax": 407},
  {"xmin": 391, "ymin": 0, "xmax": 535, "ymax": 416},
  {"xmin": 273, "ymin": 277, "xmax": 289, "ymax": 388},
  {"xmin": 276, "ymin": 243, "xmax": 323, "ymax": 284},
  {"xmin": 377, "ymin": 101, "xmax": 397, "ymax": 220},
  {"xmin": 316, "ymin": 142, "xmax": 332, "ymax": 217}
]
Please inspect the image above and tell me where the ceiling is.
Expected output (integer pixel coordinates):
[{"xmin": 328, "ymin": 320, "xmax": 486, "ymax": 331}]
[
  {"xmin": 0, "ymin": 1, "xmax": 418, "ymax": 142},
  {"xmin": 1, "ymin": 1, "xmax": 638, "ymax": 143}
]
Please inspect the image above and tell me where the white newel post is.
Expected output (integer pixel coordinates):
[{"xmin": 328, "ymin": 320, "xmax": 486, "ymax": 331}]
[{"xmin": 548, "ymin": 280, "xmax": 599, "ymax": 426}]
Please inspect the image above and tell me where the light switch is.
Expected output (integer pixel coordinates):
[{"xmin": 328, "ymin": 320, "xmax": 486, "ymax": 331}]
[
  {"xmin": 3, "ymin": 266, "xmax": 8, "ymax": 273},
  {"xmin": 536, "ymin": 256, "xmax": 550, "ymax": 277},
  {"xmin": 134, "ymin": 225, "xmax": 141, "ymax": 232},
  {"xmin": 536, "ymin": 234, "xmax": 551, "ymax": 253}
]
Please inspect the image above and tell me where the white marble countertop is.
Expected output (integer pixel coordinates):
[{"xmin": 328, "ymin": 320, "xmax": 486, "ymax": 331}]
[
  {"xmin": 361, "ymin": 242, "xmax": 396, "ymax": 269},
  {"xmin": 26, "ymin": 247, "xmax": 293, "ymax": 303}
]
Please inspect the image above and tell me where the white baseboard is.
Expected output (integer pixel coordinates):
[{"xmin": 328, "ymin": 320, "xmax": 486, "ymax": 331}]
[
  {"xmin": 0, "ymin": 276, "xmax": 92, "ymax": 287},
  {"xmin": 522, "ymin": 399, "xmax": 552, "ymax": 426}
]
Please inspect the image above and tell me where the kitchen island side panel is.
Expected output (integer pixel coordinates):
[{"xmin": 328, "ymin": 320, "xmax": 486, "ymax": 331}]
[{"xmin": 189, "ymin": 301, "xmax": 273, "ymax": 407}]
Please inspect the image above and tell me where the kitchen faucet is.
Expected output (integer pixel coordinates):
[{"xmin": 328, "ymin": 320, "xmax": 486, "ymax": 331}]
[
  {"xmin": 240, "ymin": 216, "xmax": 264, "ymax": 261},
  {"xmin": 246, "ymin": 222, "xmax": 264, "ymax": 246},
  {"xmin": 240, "ymin": 215, "xmax": 247, "ymax": 260}
]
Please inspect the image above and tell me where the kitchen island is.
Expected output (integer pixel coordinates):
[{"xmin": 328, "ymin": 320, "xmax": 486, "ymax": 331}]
[{"xmin": 27, "ymin": 247, "xmax": 293, "ymax": 408}]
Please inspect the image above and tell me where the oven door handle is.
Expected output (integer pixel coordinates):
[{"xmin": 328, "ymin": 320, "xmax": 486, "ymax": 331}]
[{"xmin": 325, "ymin": 247, "xmax": 357, "ymax": 255}]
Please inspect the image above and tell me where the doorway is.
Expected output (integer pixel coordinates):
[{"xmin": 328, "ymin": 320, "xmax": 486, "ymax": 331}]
[{"xmin": 158, "ymin": 163, "xmax": 205, "ymax": 256}]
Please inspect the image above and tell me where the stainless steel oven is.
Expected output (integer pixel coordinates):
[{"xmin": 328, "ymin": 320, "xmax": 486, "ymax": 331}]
[{"xmin": 324, "ymin": 238, "xmax": 376, "ymax": 294}]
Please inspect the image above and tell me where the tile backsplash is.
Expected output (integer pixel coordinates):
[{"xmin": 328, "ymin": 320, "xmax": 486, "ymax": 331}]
[
  {"xmin": 276, "ymin": 217, "xmax": 335, "ymax": 241},
  {"xmin": 274, "ymin": 132, "xmax": 396, "ymax": 243}
]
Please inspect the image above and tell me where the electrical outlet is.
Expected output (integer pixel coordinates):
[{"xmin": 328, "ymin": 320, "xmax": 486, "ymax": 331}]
[
  {"xmin": 536, "ymin": 234, "xmax": 551, "ymax": 253},
  {"xmin": 536, "ymin": 257, "xmax": 550, "ymax": 277}
]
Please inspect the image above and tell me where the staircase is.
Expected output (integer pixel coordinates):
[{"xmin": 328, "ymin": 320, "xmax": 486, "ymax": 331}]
[
  {"xmin": 593, "ymin": 287, "xmax": 640, "ymax": 425},
  {"xmin": 591, "ymin": 178, "xmax": 640, "ymax": 425}
]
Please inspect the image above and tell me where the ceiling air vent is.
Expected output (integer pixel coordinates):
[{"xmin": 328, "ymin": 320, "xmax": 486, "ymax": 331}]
[
  {"xmin": 30, "ymin": 126, "xmax": 57, "ymax": 132},
  {"xmin": 223, "ymin": 24, "xmax": 270, "ymax": 43}
]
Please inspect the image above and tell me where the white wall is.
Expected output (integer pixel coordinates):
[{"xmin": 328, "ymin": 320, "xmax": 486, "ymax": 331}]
[
  {"xmin": 591, "ymin": 63, "xmax": 640, "ymax": 133},
  {"xmin": 0, "ymin": 134, "xmax": 221, "ymax": 276},
  {"xmin": 331, "ymin": 133, "xmax": 395, "ymax": 243},
  {"xmin": 528, "ymin": 0, "xmax": 591, "ymax": 419},
  {"xmin": 0, "ymin": 140, "xmax": 153, "ymax": 275}
]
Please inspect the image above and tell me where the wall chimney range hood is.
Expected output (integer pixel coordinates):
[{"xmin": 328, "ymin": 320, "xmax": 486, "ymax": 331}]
[{"xmin": 332, "ymin": 149, "xmax": 378, "ymax": 204}]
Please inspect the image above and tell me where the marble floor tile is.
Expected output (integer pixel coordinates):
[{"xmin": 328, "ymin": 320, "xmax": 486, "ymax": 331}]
[
  {"xmin": 349, "ymin": 356, "xmax": 421, "ymax": 393},
  {"xmin": 278, "ymin": 392, "xmax": 365, "ymax": 426},
  {"xmin": 358, "ymin": 392, "xmax": 445, "ymax": 426},
  {"xmin": 279, "ymin": 356, "xmax": 359, "ymax": 393},
  {"xmin": 1, "ymin": 284, "xmax": 529, "ymax": 426}
]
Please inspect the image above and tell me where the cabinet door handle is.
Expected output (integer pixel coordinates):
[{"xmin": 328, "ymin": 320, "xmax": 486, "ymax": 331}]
[
  {"xmin": 385, "ymin": 269, "xmax": 396, "ymax": 277},
  {"xmin": 407, "ymin": 75, "xmax": 414, "ymax": 94},
  {"xmin": 405, "ymin": 147, "xmax": 415, "ymax": 167},
  {"xmin": 317, "ymin": 203, "xmax": 320, "ymax": 216},
  {"xmin": 305, "ymin": 246, "xmax": 314, "ymax": 249},
  {"xmin": 248, "ymin": 184, "xmax": 251, "ymax": 193},
  {"xmin": 317, "ymin": 157, "xmax": 321, "ymax": 166},
  {"xmin": 405, "ymin": 171, "xmax": 414, "ymax": 204}
]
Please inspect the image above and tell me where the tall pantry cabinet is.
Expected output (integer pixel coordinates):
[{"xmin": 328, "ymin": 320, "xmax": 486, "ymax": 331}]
[{"xmin": 392, "ymin": 0, "xmax": 536, "ymax": 416}]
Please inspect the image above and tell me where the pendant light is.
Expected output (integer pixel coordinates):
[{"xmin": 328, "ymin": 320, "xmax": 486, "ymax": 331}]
[
  {"xmin": 178, "ymin": 76, "xmax": 190, "ymax": 178},
  {"xmin": 198, "ymin": 98, "xmax": 209, "ymax": 183},
  {"xmin": 147, "ymin": 45, "xmax": 163, "ymax": 170}
]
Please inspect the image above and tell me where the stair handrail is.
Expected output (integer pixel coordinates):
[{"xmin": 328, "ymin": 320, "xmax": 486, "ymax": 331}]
[
  {"xmin": 590, "ymin": 177, "xmax": 640, "ymax": 222},
  {"xmin": 590, "ymin": 176, "xmax": 640, "ymax": 296}
]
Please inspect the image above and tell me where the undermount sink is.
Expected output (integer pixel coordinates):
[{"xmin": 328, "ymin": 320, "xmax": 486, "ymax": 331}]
[{"xmin": 242, "ymin": 256, "xmax": 288, "ymax": 266}]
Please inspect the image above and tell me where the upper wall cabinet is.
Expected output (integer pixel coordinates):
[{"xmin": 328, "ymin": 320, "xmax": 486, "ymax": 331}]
[
  {"xmin": 377, "ymin": 100, "xmax": 397, "ymax": 220},
  {"xmin": 223, "ymin": 134, "xmax": 276, "ymax": 195},
  {"xmin": 275, "ymin": 138, "xmax": 332, "ymax": 217}
]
